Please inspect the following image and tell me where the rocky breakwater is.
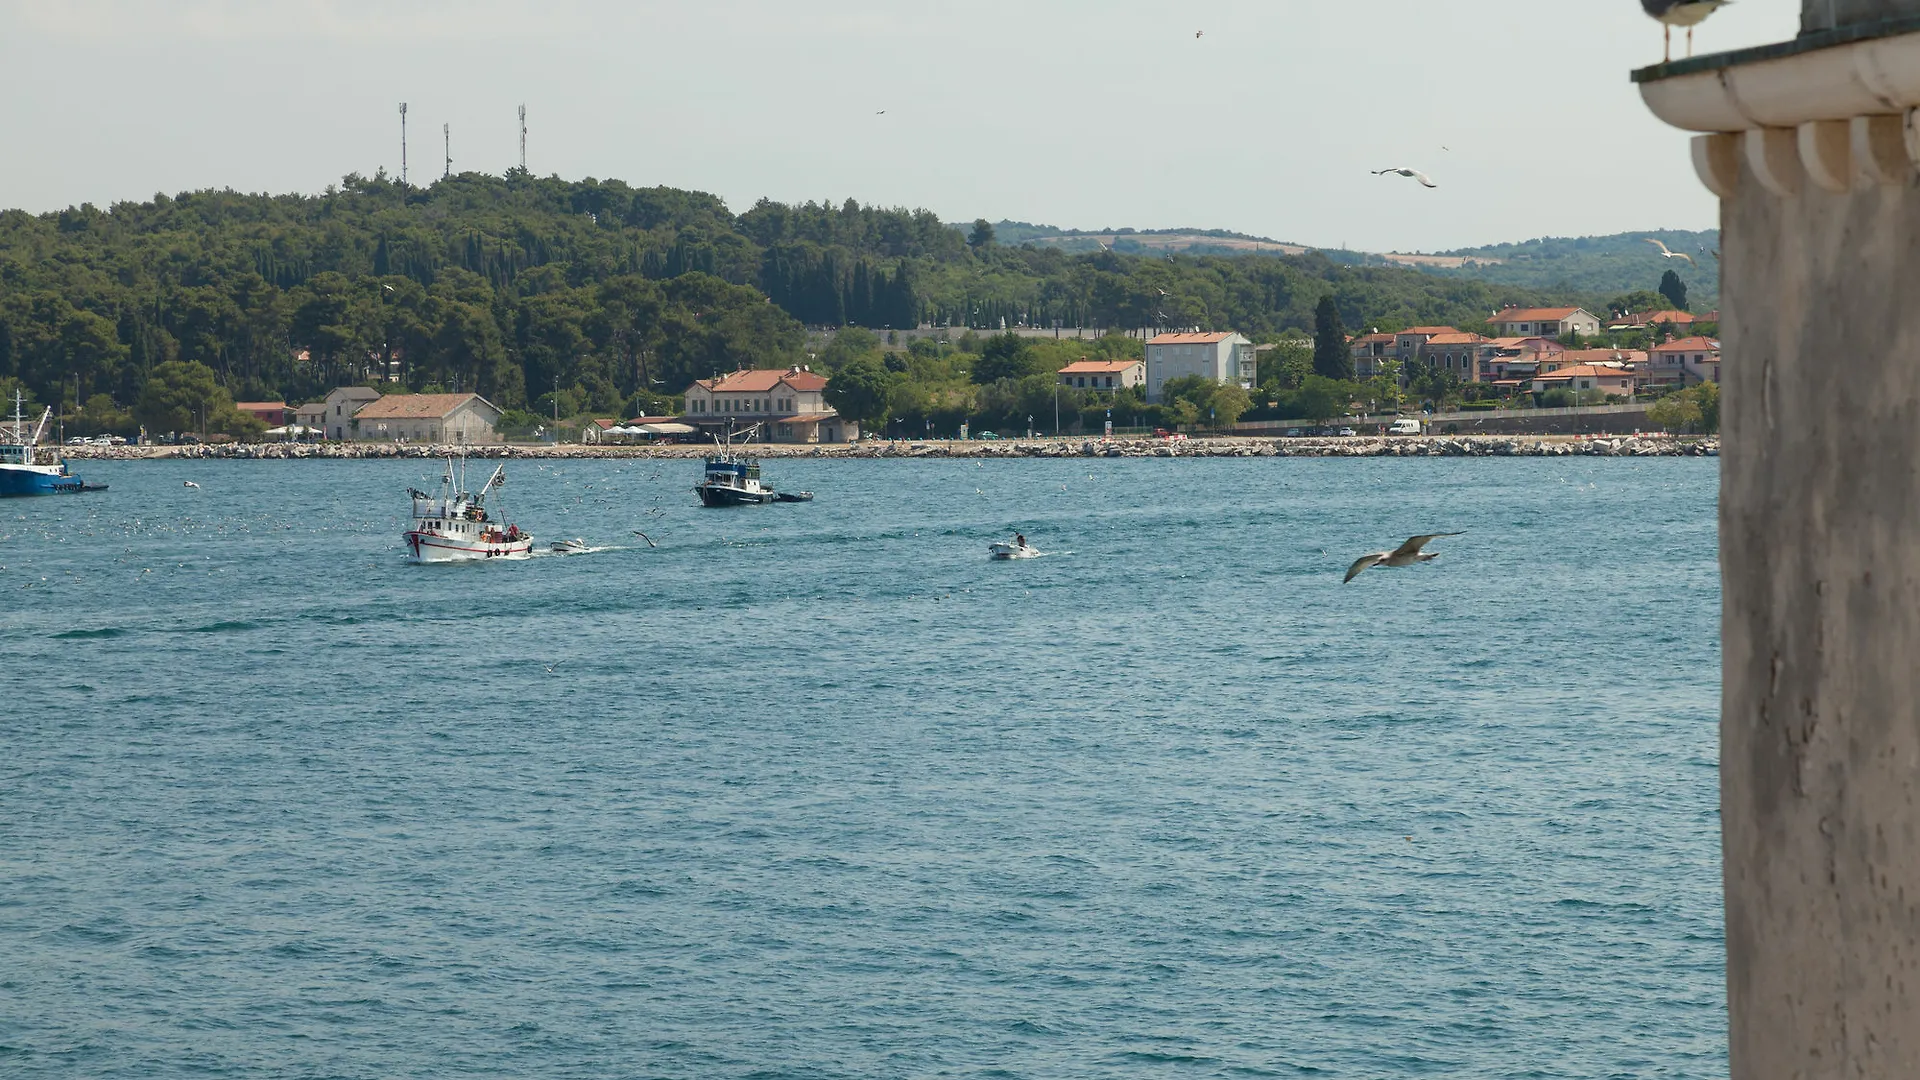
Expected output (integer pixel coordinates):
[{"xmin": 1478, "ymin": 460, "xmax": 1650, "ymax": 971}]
[{"xmin": 66, "ymin": 434, "xmax": 1717, "ymax": 462}]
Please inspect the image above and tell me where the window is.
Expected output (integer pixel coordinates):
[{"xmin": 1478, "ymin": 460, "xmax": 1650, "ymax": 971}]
[{"xmin": 1105, "ymin": 377, "xmax": 1114, "ymax": 388}]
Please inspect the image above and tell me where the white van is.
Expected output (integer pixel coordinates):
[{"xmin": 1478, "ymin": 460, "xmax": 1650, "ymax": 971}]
[{"xmin": 1388, "ymin": 418, "xmax": 1423, "ymax": 435}]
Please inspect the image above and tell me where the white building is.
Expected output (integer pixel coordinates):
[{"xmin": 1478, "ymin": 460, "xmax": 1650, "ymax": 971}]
[
  {"xmin": 1489, "ymin": 307, "xmax": 1604, "ymax": 340},
  {"xmin": 349, "ymin": 393, "xmax": 505, "ymax": 444},
  {"xmin": 1144, "ymin": 332, "xmax": 1255, "ymax": 401},
  {"xmin": 683, "ymin": 367, "xmax": 859, "ymax": 443},
  {"xmin": 321, "ymin": 386, "xmax": 382, "ymax": 440}
]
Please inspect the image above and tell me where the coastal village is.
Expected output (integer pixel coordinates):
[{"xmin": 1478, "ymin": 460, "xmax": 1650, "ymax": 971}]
[{"xmin": 204, "ymin": 302, "xmax": 1720, "ymax": 450}]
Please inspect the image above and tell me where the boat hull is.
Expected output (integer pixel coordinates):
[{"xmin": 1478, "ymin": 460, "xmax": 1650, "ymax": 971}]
[
  {"xmin": 989, "ymin": 542, "xmax": 1040, "ymax": 560},
  {"xmin": 696, "ymin": 484, "xmax": 776, "ymax": 507},
  {"xmin": 0, "ymin": 465, "xmax": 87, "ymax": 497},
  {"xmin": 405, "ymin": 531, "xmax": 535, "ymax": 563}
]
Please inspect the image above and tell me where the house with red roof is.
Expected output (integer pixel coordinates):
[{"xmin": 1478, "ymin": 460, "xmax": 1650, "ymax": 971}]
[
  {"xmin": 1530, "ymin": 364, "xmax": 1637, "ymax": 399},
  {"xmin": 1490, "ymin": 306, "xmax": 1602, "ymax": 339},
  {"xmin": 683, "ymin": 366, "xmax": 858, "ymax": 443},
  {"xmin": 1414, "ymin": 333, "xmax": 1491, "ymax": 381},
  {"xmin": 1056, "ymin": 359, "xmax": 1146, "ymax": 393},
  {"xmin": 1648, "ymin": 336, "xmax": 1721, "ymax": 386},
  {"xmin": 1349, "ymin": 333, "xmax": 1397, "ymax": 379},
  {"xmin": 1144, "ymin": 331, "xmax": 1254, "ymax": 401},
  {"xmin": 1395, "ymin": 326, "xmax": 1461, "ymax": 361}
]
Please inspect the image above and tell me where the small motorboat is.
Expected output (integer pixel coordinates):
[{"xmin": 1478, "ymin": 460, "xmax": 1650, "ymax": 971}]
[
  {"xmin": 550, "ymin": 538, "xmax": 590, "ymax": 555},
  {"xmin": 989, "ymin": 537, "xmax": 1042, "ymax": 560},
  {"xmin": 774, "ymin": 491, "xmax": 814, "ymax": 502}
]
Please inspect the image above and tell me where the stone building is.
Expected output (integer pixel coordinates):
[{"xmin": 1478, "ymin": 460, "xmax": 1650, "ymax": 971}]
[{"xmin": 1637, "ymin": 1, "xmax": 1920, "ymax": 1074}]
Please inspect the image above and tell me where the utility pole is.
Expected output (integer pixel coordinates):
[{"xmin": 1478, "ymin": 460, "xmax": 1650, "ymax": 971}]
[
  {"xmin": 398, "ymin": 103, "xmax": 409, "ymax": 186},
  {"xmin": 518, "ymin": 104, "xmax": 527, "ymax": 172},
  {"xmin": 443, "ymin": 123, "xmax": 451, "ymax": 179}
]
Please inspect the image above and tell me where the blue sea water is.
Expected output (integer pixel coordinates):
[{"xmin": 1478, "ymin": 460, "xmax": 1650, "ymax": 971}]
[{"xmin": 0, "ymin": 456, "xmax": 1723, "ymax": 1079}]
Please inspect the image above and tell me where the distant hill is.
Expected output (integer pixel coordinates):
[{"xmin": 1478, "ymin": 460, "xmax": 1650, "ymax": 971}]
[{"xmin": 990, "ymin": 221, "xmax": 1722, "ymax": 310}]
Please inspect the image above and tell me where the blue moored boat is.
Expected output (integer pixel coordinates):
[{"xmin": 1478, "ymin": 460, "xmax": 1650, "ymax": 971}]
[{"xmin": 0, "ymin": 391, "xmax": 96, "ymax": 497}]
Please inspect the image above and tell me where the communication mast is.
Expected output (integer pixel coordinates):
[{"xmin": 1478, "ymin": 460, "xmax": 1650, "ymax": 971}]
[
  {"xmin": 518, "ymin": 104, "xmax": 527, "ymax": 172},
  {"xmin": 398, "ymin": 102, "xmax": 409, "ymax": 185},
  {"xmin": 443, "ymin": 123, "xmax": 452, "ymax": 179}
]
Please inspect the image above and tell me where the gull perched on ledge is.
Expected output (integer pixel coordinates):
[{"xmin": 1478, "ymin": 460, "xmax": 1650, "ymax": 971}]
[{"xmin": 1642, "ymin": 0, "xmax": 1730, "ymax": 62}]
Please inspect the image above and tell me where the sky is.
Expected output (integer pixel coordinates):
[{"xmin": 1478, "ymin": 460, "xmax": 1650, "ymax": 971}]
[{"xmin": 0, "ymin": 0, "xmax": 1800, "ymax": 253}]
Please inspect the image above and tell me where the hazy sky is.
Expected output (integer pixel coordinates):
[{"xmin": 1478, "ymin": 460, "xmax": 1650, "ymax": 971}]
[{"xmin": 0, "ymin": 0, "xmax": 1799, "ymax": 252}]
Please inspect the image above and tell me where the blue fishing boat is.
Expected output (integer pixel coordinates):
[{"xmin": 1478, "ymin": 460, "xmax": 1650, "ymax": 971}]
[{"xmin": 0, "ymin": 391, "xmax": 98, "ymax": 497}]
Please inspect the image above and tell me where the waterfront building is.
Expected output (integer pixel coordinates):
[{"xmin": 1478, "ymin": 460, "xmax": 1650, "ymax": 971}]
[
  {"xmin": 1647, "ymin": 336, "xmax": 1721, "ymax": 386},
  {"xmin": 1415, "ymin": 333, "xmax": 1491, "ymax": 381},
  {"xmin": 1528, "ymin": 364, "xmax": 1637, "ymax": 398},
  {"xmin": 1144, "ymin": 331, "xmax": 1255, "ymax": 401},
  {"xmin": 321, "ymin": 386, "xmax": 382, "ymax": 441},
  {"xmin": 349, "ymin": 393, "xmax": 505, "ymax": 444},
  {"xmin": 683, "ymin": 368, "xmax": 859, "ymax": 443},
  {"xmin": 233, "ymin": 402, "xmax": 290, "ymax": 427},
  {"xmin": 1349, "ymin": 332, "xmax": 1397, "ymax": 379},
  {"xmin": 1056, "ymin": 359, "xmax": 1146, "ymax": 393}
]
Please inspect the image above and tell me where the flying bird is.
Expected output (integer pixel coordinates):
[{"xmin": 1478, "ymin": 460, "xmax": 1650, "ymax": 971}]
[
  {"xmin": 1643, "ymin": 0, "xmax": 1730, "ymax": 62},
  {"xmin": 875, "ymin": 109, "xmax": 886, "ymax": 115},
  {"xmin": 1644, "ymin": 237, "xmax": 1695, "ymax": 264},
  {"xmin": 632, "ymin": 530, "xmax": 657, "ymax": 548},
  {"xmin": 1373, "ymin": 167, "xmax": 1437, "ymax": 189},
  {"xmin": 1343, "ymin": 532, "xmax": 1465, "ymax": 584},
  {"xmin": 1195, "ymin": 30, "xmax": 1204, "ymax": 38},
  {"xmin": 182, "ymin": 480, "xmax": 200, "ymax": 489}
]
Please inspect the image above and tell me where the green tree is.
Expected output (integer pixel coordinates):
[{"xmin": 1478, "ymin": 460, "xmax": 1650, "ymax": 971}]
[
  {"xmin": 968, "ymin": 219, "xmax": 996, "ymax": 250},
  {"xmin": 824, "ymin": 354, "xmax": 893, "ymax": 428},
  {"xmin": 1312, "ymin": 295, "xmax": 1352, "ymax": 380},
  {"xmin": 1259, "ymin": 337, "xmax": 1313, "ymax": 390},
  {"xmin": 1290, "ymin": 375, "xmax": 1351, "ymax": 424},
  {"xmin": 1648, "ymin": 380, "xmax": 1719, "ymax": 433},
  {"xmin": 1208, "ymin": 384, "xmax": 1251, "ymax": 427},
  {"xmin": 1659, "ymin": 269, "xmax": 1689, "ymax": 312},
  {"xmin": 972, "ymin": 332, "xmax": 1036, "ymax": 383},
  {"xmin": 135, "ymin": 361, "xmax": 230, "ymax": 435}
]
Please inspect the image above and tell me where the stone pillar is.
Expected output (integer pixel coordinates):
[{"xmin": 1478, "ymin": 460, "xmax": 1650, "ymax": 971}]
[{"xmin": 1640, "ymin": 6, "xmax": 1920, "ymax": 1077}]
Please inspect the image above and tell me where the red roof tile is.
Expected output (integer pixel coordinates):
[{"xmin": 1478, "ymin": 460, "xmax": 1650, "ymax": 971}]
[
  {"xmin": 1147, "ymin": 332, "xmax": 1237, "ymax": 345},
  {"xmin": 1057, "ymin": 360, "xmax": 1143, "ymax": 374},
  {"xmin": 354, "ymin": 393, "xmax": 494, "ymax": 420}
]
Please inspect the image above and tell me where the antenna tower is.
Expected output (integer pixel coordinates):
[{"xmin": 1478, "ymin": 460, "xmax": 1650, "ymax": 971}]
[
  {"xmin": 398, "ymin": 102, "xmax": 409, "ymax": 185},
  {"xmin": 443, "ymin": 123, "xmax": 452, "ymax": 179},
  {"xmin": 518, "ymin": 104, "xmax": 527, "ymax": 172}
]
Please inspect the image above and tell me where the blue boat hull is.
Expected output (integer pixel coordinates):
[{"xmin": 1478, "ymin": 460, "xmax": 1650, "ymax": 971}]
[{"xmin": 0, "ymin": 466, "xmax": 87, "ymax": 497}]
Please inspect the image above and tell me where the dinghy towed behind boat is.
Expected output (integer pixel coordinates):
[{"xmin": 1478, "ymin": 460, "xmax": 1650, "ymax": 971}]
[{"xmin": 404, "ymin": 459, "xmax": 533, "ymax": 563}]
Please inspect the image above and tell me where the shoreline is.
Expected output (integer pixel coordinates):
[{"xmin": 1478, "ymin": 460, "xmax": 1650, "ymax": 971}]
[{"xmin": 63, "ymin": 434, "xmax": 1718, "ymax": 461}]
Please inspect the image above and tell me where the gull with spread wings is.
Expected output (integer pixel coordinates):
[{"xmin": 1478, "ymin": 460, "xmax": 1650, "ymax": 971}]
[
  {"xmin": 1373, "ymin": 167, "xmax": 1437, "ymax": 189},
  {"xmin": 1344, "ymin": 532, "xmax": 1465, "ymax": 583},
  {"xmin": 1644, "ymin": 237, "xmax": 1695, "ymax": 264}
]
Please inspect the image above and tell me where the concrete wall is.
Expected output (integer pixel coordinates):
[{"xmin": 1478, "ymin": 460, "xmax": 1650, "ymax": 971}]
[
  {"xmin": 1721, "ymin": 124, "xmax": 1920, "ymax": 1076},
  {"xmin": 1803, "ymin": 0, "xmax": 1920, "ymax": 33}
]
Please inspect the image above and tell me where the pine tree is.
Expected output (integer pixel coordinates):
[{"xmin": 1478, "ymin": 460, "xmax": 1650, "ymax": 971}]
[{"xmin": 1313, "ymin": 295, "xmax": 1352, "ymax": 381}]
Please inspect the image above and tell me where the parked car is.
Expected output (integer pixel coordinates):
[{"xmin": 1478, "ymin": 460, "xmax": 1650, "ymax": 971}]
[
  {"xmin": 977, "ymin": 431, "xmax": 1000, "ymax": 440},
  {"xmin": 1284, "ymin": 429, "xmax": 1303, "ymax": 438},
  {"xmin": 1336, "ymin": 427, "xmax": 1358, "ymax": 437},
  {"xmin": 66, "ymin": 436, "xmax": 89, "ymax": 445},
  {"xmin": 1388, "ymin": 418, "xmax": 1422, "ymax": 435}
]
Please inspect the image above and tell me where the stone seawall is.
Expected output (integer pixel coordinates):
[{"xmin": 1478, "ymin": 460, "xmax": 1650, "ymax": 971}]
[{"xmin": 67, "ymin": 435, "xmax": 1718, "ymax": 461}]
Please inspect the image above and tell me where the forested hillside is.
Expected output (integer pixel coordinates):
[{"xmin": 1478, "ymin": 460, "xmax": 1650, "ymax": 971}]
[{"xmin": 1, "ymin": 169, "xmax": 1586, "ymax": 428}]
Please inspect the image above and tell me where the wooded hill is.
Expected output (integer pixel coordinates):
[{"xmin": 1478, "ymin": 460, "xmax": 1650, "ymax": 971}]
[{"xmin": 1, "ymin": 169, "xmax": 1627, "ymax": 424}]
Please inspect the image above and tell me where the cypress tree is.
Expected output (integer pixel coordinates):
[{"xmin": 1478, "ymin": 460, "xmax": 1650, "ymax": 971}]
[{"xmin": 1313, "ymin": 295, "xmax": 1352, "ymax": 380}]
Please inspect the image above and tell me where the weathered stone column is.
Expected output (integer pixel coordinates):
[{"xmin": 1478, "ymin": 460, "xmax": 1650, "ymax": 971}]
[{"xmin": 1638, "ymin": 2, "xmax": 1920, "ymax": 1076}]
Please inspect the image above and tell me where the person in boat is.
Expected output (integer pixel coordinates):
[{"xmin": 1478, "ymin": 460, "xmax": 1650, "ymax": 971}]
[{"xmin": 1015, "ymin": 532, "xmax": 1027, "ymax": 549}]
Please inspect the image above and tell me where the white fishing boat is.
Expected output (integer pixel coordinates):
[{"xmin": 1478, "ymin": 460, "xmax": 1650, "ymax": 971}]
[
  {"xmin": 989, "ymin": 535, "xmax": 1041, "ymax": 560},
  {"xmin": 404, "ymin": 459, "xmax": 533, "ymax": 563}
]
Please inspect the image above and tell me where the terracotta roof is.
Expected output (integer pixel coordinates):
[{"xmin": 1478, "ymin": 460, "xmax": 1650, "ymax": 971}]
[
  {"xmin": 1493, "ymin": 307, "xmax": 1585, "ymax": 322},
  {"xmin": 1399, "ymin": 326, "xmax": 1460, "ymax": 337},
  {"xmin": 353, "ymin": 393, "xmax": 494, "ymax": 420},
  {"xmin": 1057, "ymin": 360, "xmax": 1143, "ymax": 374},
  {"xmin": 1421, "ymin": 333, "xmax": 1487, "ymax": 346},
  {"xmin": 233, "ymin": 401, "xmax": 288, "ymax": 411},
  {"xmin": 1536, "ymin": 364, "xmax": 1636, "ymax": 380},
  {"xmin": 1147, "ymin": 332, "xmax": 1237, "ymax": 345},
  {"xmin": 694, "ymin": 368, "xmax": 828, "ymax": 393},
  {"xmin": 1650, "ymin": 336, "xmax": 1721, "ymax": 352},
  {"xmin": 1634, "ymin": 309, "xmax": 1696, "ymax": 324},
  {"xmin": 1350, "ymin": 332, "xmax": 1396, "ymax": 344},
  {"xmin": 327, "ymin": 386, "xmax": 383, "ymax": 402},
  {"xmin": 1558, "ymin": 349, "xmax": 1646, "ymax": 366}
]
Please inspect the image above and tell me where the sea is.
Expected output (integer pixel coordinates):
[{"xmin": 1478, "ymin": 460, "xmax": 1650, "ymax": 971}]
[{"xmin": 0, "ymin": 456, "xmax": 1724, "ymax": 1079}]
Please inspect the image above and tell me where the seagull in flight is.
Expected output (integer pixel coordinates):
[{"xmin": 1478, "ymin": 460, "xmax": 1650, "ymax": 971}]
[
  {"xmin": 1195, "ymin": 30, "xmax": 1204, "ymax": 38},
  {"xmin": 1373, "ymin": 167, "xmax": 1437, "ymax": 189},
  {"xmin": 1644, "ymin": 237, "xmax": 1695, "ymax": 264},
  {"xmin": 1643, "ymin": 1, "xmax": 1730, "ymax": 62},
  {"xmin": 1344, "ymin": 532, "xmax": 1464, "ymax": 584}
]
